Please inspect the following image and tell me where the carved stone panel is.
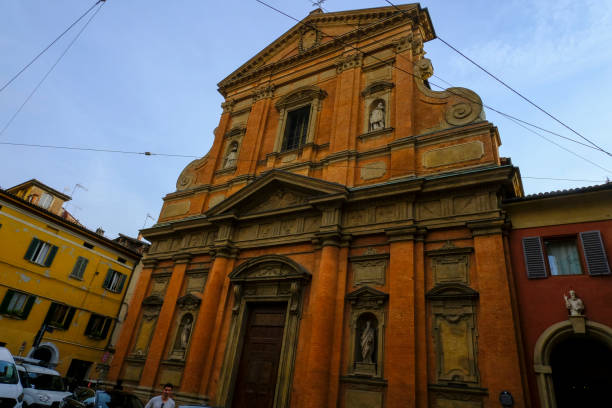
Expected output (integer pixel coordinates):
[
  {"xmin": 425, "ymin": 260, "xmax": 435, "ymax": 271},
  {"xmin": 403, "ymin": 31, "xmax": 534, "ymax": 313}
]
[
  {"xmin": 423, "ymin": 141, "xmax": 485, "ymax": 168},
  {"xmin": 361, "ymin": 161, "xmax": 387, "ymax": 181},
  {"xmin": 428, "ymin": 284, "xmax": 480, "ymax": 386},
  {"xmin": 158, "ymin": 366, "xmax": 183, "ymax": 388},
  {"xmin": 432, "ymin": 255, "xmax": 469, "ymax": 285},
  {"xmin": 345, "ymin": 388, "xmax": 383, "ymax": 408},
  {"xmin": 350, "ymin": 254, "xmax": 389, "ymax": 287},
  {"xmin": 186, "ymin": 274, "xmax": 207, "ymax": 293},
  {"xmin": 122, "ymin": 364, "xmax": 143, "ymax": 382}
]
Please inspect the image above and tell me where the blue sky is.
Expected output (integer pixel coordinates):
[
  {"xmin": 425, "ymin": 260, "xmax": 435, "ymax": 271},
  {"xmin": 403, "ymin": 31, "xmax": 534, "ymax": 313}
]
[{"xmin": 1, "ymin": 0, "xmax": 611, "ymax": 239}]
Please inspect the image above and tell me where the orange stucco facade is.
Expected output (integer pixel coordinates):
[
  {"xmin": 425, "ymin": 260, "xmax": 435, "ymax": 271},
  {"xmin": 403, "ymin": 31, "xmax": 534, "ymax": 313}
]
[{"xmin": 109, "ymin": 4, "xmax": 529, "ymax": 407}]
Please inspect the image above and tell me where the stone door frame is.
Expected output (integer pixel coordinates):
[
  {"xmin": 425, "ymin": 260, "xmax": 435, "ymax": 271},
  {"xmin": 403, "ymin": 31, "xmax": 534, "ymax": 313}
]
[
  {"xmin": 533, "ymin": 318, "xmax": 612, "ymax": 408},
  {"xmin": 216, "ymin": 255, "xmax": 311, "ymax": 408}
]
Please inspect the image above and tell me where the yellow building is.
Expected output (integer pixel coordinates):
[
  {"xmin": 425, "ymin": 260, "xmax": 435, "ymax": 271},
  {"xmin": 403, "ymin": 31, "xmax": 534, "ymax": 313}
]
[{"xmin": 0, "ymin": 179, "xmax": 142, "ymax": 382}]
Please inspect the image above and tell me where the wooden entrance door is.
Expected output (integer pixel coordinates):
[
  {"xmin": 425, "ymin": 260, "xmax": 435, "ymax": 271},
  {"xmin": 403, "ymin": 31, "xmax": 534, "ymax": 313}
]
[{"xmin": 232, "ymin": 302, "xmax": 287, "ymax": 408}]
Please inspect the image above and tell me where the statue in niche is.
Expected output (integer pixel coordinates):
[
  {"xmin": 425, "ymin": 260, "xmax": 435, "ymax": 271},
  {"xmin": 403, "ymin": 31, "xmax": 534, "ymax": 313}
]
[
  {"xmin": 175, "ymin": 314, "xmax": 193, "ymax": 352},
  {"xmin": 369, "ymin": 101, "xmax": 385, "ymax": 131},
  {"xmin": 564, "ymin": 290, "xmax": 584, "ymax": 316},
  {"xmin": 360, "ymin": 320, "xmax": 375, "ymax": 363},
  {"xmin": 224, "ymin": 143, "xmax": 238, "ymax": 169}
]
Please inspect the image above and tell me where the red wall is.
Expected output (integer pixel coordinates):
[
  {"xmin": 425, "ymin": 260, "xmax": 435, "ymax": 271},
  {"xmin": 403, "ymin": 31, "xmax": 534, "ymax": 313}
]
[{"xmin": 509, "ymin": 220, "xmax": 612, "ymax": 407}]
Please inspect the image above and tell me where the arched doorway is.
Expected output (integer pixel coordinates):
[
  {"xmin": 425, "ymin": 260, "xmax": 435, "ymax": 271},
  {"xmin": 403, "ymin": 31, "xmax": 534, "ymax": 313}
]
[
  {"xmin": 533, "ymin": 320, "xmax": 612, "ymax": 408},
  {"xmin": 550, "ymin": 336, "xmax": 612, "ymax": 407}
]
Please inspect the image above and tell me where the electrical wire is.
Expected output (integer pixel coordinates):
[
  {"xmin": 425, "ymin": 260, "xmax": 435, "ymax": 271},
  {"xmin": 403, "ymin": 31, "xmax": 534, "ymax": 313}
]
[
  {"xmin": 254, "ymin": 0, "xmax": 611, "ymax": 173},
  {"xmin": 0, "ymin": 141, "xmax": 199, "ymax": 158},
  {"xmin": 382, "ymin": 0, "xmax": 611, "ymax": 157},
  {"xmin": 0, "ymin": 0, "xmax": 103, "ymax": 94},
  {"xmin": 0, "ymin": 1, "xmax": 105, "ymax": 139}
]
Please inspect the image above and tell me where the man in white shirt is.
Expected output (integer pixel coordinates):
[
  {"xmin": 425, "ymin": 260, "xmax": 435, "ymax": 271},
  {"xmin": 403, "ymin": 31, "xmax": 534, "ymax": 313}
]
[{"xmin": 145, "ymin": 383, "xmax": 175, "ymax": 408}]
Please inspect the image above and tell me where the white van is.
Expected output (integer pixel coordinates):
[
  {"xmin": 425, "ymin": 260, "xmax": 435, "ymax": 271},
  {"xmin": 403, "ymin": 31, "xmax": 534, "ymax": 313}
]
[
  {"xmin": 16, "ymin": 363, "xmax": 70, "ymax": 408},
  {"xmin": 0, "ymin": 347, "xmax": 23, "ymax": 408}
]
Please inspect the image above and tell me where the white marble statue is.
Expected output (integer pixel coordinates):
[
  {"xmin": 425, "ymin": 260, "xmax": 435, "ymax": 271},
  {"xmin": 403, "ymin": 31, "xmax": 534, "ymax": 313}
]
[
  {"xmin": 564, "ymin": 290, "xmax": 584, "ymax": 316},
  {"xmin": 369, "ymin": 102, "xmax": 385, "ymax": 131},
  {"xmin": 224, "ymin": 144, "xmax": 238, "ymax": 168}
]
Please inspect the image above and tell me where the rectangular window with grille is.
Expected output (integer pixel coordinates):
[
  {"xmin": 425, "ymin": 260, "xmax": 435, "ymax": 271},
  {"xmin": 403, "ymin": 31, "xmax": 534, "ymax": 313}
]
[
  {"xmin": 70, "ymin": 256, "xmax": 89, "ymax": 280},
  {"xmin": 102, "ymin": 269, "xmax": 127, "ymax": 293},
  {"xmin": 24, "ymin": 238, "xmax": 58, "ymax": 266},
  {"xmin": 281, "ymin": 105, "xmax": 310, "ymax": 151},
  {"xmin": 522, "ymin": 231, "xmax": 610, "ymax": 278},
  {"xmin": 0, "ymin": 290, "xmax": 36, "ymax": 319}
]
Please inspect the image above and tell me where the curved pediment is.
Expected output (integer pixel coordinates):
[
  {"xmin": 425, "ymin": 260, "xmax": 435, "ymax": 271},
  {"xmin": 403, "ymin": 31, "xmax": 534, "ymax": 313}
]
[
  {"xmin": 142, "ymin": 294, "xmax": 164, "ymax": 307},
  {"xmin": 426, "ymin": 283, "xmax": 479, "ymax": 300},
  {"xmin": 275, "ymin": 86, "xmax": 327, "ymax": 111},
  {"xmin": 229, "ymin": 255, "xmax": 311, "ymax": 283}
]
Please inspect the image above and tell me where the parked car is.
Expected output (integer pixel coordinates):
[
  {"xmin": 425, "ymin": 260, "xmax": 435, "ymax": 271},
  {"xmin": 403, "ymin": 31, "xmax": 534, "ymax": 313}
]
[
  {"xmin": 60, "ymin": 389, "xmax": 143, "ymax": 408},
  {"xmin": 0, "ymin": 347, "xmax": 23, "ymax": 408},
  {"xmin": 17, "ymin": 363, "xmax": 70, "ymax": 408}
]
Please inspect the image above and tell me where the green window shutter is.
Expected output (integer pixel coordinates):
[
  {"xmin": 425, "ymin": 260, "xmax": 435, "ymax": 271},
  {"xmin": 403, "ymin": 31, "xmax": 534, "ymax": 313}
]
[
  {"xmin": 100, "ymin": 318, "xmax": 113, "ymax": 339},
  {"xmin": 580, "ymin": 231, "xmax": 611, "ymax": 276},
  {"xmin": 0, "ymin": 290, "xmax": 14, "ymax": 314},
  {"xmin": 103, "ymin": 269, "xmax": 113, "ymax": 289},
  {"xmin": 24, "ymin": 238, "xmax": 39, "ymax": 260},
  {"xmin": 85, "ymin": 314, "xmax": 95, "ymax": 335},
  {"xmin": 116, "ymin": 274, "xmax": 127, "ymax": 293},
  {"xmin": 64, "ymin": 307, "xmax": 76, "ymax": 329},
  {"xmin": 44, "ymin": 303, "xmax": 56, "ymax": 324},
  {"xmin": 22, "ymin": 295, "xmax": 36, "ymax": 319},
  {"xmin": 522, "ymin": 236, "xmax": 547, "ymax": 278},
  {"xmin": 44, "ymin": 245, "xmax": 58, "ymax": 267}
]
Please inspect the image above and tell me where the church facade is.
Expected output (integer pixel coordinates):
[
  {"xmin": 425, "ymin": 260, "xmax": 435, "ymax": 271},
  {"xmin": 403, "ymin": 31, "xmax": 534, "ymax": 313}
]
[{"xmin": 109, "ymin": 4, "xmax": 529, "ymax": 407}]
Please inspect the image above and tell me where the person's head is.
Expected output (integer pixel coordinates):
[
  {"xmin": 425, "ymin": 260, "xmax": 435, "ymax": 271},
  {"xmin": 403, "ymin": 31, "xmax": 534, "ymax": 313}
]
[
  {"xmin": 569, "ymin": 290, "xmax": 576, "ymax": 298},
  {"xmin": 162, "ymin": 383, "xmax": 173, "ymax": 399}
]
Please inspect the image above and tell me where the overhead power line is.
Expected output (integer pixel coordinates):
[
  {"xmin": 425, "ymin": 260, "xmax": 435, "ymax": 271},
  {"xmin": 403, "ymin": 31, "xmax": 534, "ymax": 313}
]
[
  {"xmin": 0, "ymin": 0, "xmax": 103, "ymax": 94},
  {"xmin": 0, "ymin": 1, "xmax": 105, "ymax": 139},
  {"xmin": 382, "ymin": 0, "xmax": 611, "ymax": 157},
  {"xmin": 253, "ymin": 0, "xmax": 611, "ymax": 173}
]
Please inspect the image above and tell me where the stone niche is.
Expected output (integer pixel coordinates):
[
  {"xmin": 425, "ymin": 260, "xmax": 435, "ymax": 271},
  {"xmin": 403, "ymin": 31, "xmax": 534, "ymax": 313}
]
[
  {"xmin": 346, "ymin": 286, "xmax": 388, "ymax": 379},
  {"xmin": 130, "ymin": 295, "xmax": 163, "ymax": 358}
]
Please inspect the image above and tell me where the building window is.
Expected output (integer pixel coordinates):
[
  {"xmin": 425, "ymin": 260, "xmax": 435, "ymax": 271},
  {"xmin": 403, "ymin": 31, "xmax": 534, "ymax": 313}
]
[
  {"xmin": 24, "ymin": 238, "xmax": 58, "ymax": 266},
  {"xmin": 0, "ymin": 290, "xmax": 36, "ymax": 319},
  {"xmin": 84, "ymin": 314, "xmax": 113, "ymax": 340},
  {"xmin": 70, "ymin": 257, "xmax": 89, "ymax": 280},
  {"xmin": 273, "ymin": 86, "xmax": 327, "ymax": 153},
  {"xmin": 45, "ymin": 302, "xmax": 76, "ymax": 329},
  {"xmin": 281, "ymin": 105, "xmax": 310, "ymax": 151},
  {"xmin": 544, "ymin": 238, "xmax": 582, "ymax": 276},
  {"xmin": 38, "ymin": 193, "xmax": 53, "ymax": 209},
  {"xmin": 102, "ymin": 269, "xmax": 127, "ymax": 293},
  {"xmin": 522, "ymin": 231, "xmax": 611, "ymax": 278}
]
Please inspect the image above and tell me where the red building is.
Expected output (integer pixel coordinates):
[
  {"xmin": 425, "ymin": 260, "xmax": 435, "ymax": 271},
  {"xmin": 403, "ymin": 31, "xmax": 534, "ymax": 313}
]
[{"xmin": 504, "ymin": 183, "xmax": 612, "ymax": 408}]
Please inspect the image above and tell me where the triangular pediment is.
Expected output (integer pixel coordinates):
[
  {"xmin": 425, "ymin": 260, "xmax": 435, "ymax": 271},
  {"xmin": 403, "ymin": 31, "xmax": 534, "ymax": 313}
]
[
  {"xmin": 206, "ymin": 170, "xmax": 348, "ymax": 218},
  {"xmin": 217, "ymin": 4, "xmax": 433, "ymax": 94}
]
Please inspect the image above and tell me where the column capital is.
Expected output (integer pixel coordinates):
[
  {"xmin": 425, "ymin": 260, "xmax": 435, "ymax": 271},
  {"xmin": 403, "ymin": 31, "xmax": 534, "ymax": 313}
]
[
  {"xmin": 467, "ymin": 219, "xmax": 505, "ymax": 237},
  {"xmin": 172, "ymin": 253, "xmax": 192, "ymax": 264},
  {"xmin": 142, "ymin": 258, "xmax": 158, "ymax": 269},
  {"xmin": 385, "ymin": 225, "xmax": 418, "ymax": 242},
  {"xmin": 315, "ymin": 232, "xmax": 342, "ymax": 247},
  {"xmin": 210, "ymin": 245, "xmax": 238, "ymax": 259}
]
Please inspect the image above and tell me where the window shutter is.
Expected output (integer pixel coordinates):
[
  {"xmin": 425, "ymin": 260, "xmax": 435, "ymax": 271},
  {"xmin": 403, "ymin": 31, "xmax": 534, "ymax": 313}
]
[
  {"xmin": 101, "ymin": 318, "xmax": 112, "ymax": 339},
  {"xmin": 64, "ymin": 307, "xmax": 76, "ymax": 329},
  {"xmin": 116, "ymin": 274, "xmax": 127, "ymax": 293},
  {"xmin": 44, "ymin": 245, "xmax": 58, "ymax": 267},
  {"xmin": 85, "ymin": 315, "xmax": 95, "ymax": 335},
  {"xmin": 103, "ymin": 269, "xmax": 113, "ymax": 289},
  {"xmin": 0, "ymin": 291, "xmax": 14, "ymax": 314},
  {"xmin": 22, "ymin": 295, "xmax": 36, "ymax": 319},
  {"xmin": 522, "ymin": 237, "xmax": 547, "ymax": 278},
  {"xmin": 44, "ymin": 303, "xmax": 56, "ymax": 324},
  {"xmin": 24, "ymin": 238, "xmax": 39, "ymax": 260},
  {"xmin": 580, "ymin": 231, "xmax": 611, "ymax": 276}
]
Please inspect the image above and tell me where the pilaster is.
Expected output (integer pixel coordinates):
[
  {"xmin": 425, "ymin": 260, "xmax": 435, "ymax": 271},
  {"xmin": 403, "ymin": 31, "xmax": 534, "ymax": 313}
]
[
  {"xmin": 139, "ymin": 254, "xmax": 191, "ymax": 388},
  {"xmin": 385, "ymin": 226, "xmax": 417, "ymax": 408},
  {"xmin": 108, "ymin": 259, "xmax": 157, "ymax": 381},
  {"xmin": 469, "ymin": 220, "xmax": 526, "ymax": 407},
  {"xmin": 181, "ymin": 247, "xmax": 234, "ymax": 394},
  {"xmin": 303, "ymin": 233, "xmax": 341, "ymax": 408}
]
